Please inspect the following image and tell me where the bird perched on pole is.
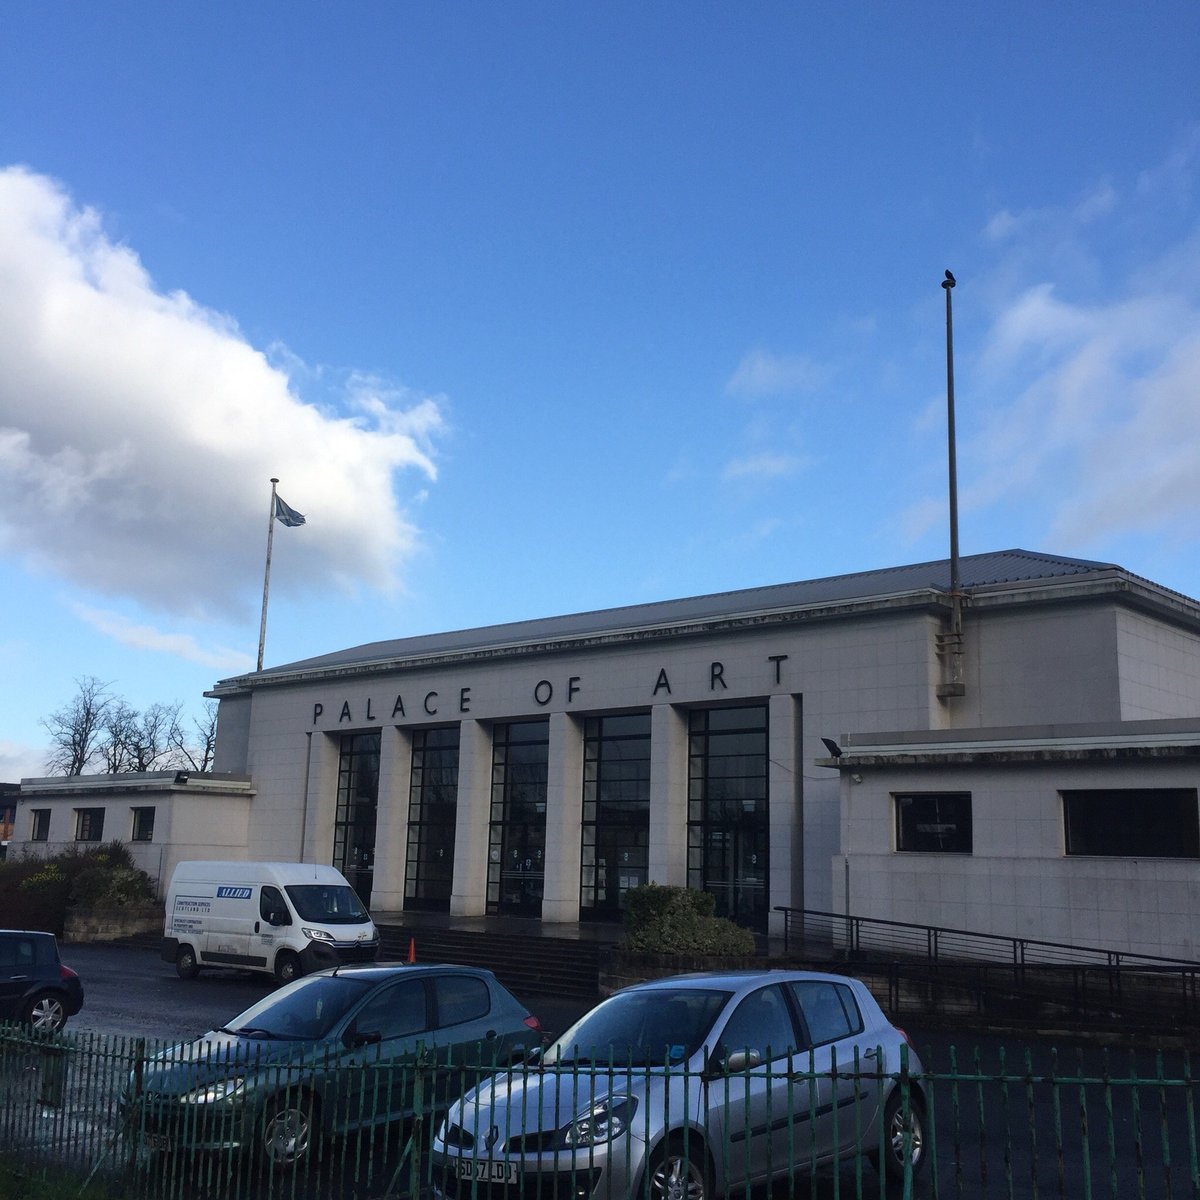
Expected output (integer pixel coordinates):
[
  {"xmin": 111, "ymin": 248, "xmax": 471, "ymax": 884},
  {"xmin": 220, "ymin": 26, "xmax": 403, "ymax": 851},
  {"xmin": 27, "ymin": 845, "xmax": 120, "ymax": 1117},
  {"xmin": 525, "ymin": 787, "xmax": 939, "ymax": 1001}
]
[{"xmin": 943, "ymin": 269, "xmax": 956, "ymax": 289}]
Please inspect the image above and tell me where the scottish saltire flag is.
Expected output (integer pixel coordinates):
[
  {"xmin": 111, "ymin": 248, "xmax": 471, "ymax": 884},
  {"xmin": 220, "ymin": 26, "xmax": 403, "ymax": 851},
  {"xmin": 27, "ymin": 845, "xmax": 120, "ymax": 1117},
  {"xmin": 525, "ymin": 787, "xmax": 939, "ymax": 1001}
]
[{"xmin": 273, "ymin": 494, "xmax": 306, "ymax": 527}]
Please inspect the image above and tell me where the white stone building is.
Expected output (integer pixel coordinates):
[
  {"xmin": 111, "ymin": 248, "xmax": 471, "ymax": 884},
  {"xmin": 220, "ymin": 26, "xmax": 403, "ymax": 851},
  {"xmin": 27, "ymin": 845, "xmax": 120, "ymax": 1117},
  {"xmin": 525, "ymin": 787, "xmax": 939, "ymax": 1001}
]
[{"xmin": 12, "ymin": 548, "xmax": 1200, "ymax": 959}]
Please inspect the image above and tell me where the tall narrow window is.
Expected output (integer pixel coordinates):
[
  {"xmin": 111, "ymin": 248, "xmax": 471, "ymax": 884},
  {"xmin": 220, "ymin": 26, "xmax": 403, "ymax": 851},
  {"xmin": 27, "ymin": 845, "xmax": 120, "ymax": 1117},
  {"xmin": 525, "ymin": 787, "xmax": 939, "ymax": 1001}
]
[
  {"xmin": 487, "ymin": 720, "xmax": 549, "ymax": 916},
  {"xmin": 130, "ymin": 807, "xmax": 156, "ymax": 842},
  {"xmin": 1063, "ymin": 789, "xmax": 1199, "ymax": 858},
  {"xmin": 580, "ymin": 713, "xmax": 651, "ymax": 922},
  {"xmin": 334, "ymin": 732, "xmax": 381, "ymax": 907},
  {"xmin": 75, "ymin": 808, "xmax": 105, "ymax": 842},
  {"xmin": 30, "ymin": 809, "xmax": 50, "ymax": 842},
  {"xmin": 405, "ymin": 726, "xmax": 460, "ymax": 912},
  {"xmin": 687, "ymin": 705, "xmax": 769, "ymax": 932}
]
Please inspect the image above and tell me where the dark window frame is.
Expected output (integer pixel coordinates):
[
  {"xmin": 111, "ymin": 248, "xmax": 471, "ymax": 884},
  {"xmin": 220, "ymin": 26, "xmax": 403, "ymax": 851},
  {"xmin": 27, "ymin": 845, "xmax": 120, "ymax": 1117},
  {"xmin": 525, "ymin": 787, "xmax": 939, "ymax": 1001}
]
[
  {"xmin": 130, "ymin": 806, "xmax": 155, "ymax": 842},
  {"xmin": 30, "ymin": 809, "xmax": 51, "ymax": 842},
  {"xmin": 75, "ymin": 807, "xmax": 105, "ymax": 842},
  {"xmin": 895, "ymin": 792, "xmax": 973, "ymax": 854}
]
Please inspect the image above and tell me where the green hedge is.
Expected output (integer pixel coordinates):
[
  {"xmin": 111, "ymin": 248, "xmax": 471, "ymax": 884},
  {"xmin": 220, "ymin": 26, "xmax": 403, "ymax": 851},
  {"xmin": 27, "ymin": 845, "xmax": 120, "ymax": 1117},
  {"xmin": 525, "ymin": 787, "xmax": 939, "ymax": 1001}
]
[{"xmin": 623, "ymin": 883, "xmax": 757, "ymax": 955}]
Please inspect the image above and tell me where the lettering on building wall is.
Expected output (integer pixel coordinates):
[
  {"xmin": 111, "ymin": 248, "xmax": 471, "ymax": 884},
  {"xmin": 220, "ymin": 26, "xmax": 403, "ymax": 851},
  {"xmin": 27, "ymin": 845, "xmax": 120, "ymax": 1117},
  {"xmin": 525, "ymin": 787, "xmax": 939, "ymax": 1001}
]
[{"xmin": 312, "ymin": 654, "xmax": 791, "ymax": 726}]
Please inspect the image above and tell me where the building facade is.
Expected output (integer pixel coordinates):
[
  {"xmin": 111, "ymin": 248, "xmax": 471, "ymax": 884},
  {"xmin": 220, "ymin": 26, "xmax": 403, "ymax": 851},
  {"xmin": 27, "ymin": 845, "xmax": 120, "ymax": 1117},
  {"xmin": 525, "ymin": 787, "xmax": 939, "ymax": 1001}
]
[{"xmin": 11, "ymin": 548, "xmax": 1199, "ymax": 959}]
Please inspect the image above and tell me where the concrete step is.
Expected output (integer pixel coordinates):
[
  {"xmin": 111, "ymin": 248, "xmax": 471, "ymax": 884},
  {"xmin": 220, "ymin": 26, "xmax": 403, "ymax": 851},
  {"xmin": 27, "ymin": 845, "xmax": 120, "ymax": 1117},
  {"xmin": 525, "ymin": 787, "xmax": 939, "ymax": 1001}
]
[{"xmin": 377, "ymin": 925, "xmax": 605, "ymax": 1002}]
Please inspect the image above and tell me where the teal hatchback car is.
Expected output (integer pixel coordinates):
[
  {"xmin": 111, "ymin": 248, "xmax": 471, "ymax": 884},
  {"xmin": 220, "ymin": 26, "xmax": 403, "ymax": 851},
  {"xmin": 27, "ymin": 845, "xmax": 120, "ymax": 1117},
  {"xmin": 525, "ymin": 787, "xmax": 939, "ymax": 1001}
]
[{"xmin": 126, "ymin": 962, "xmax": 542, "ymax": 1171}]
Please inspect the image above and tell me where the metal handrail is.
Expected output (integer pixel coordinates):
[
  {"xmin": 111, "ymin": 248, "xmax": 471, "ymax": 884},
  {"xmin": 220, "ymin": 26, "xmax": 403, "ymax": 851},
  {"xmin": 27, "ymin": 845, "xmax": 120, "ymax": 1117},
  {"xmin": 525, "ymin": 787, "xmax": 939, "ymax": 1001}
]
[{"xmin": 774, "ymin": 905, "xmax": 1200, "ymax": 970}]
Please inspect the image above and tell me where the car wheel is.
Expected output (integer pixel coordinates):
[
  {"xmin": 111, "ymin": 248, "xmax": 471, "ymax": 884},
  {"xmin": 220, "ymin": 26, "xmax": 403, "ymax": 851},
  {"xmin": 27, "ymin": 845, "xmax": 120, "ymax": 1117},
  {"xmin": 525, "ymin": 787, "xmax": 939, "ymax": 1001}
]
[
  {"xmin": 262, "ymin": 1094, "xmax": 318, "ymax": 1171},
  {"xmin": 648, "ymin": 1135, "xmax": 709, "ymax": 1200},
  {"xmin": 274, "ymin": 951, "xmax": 301, "ymax": 984},
  {"xmin": 23, "ymin": 991, "xmax": 67, "ymax": 1032},
  {"xmin": 175, "ymin": 945, "xmax": 199, "ymax": 980},
  {"xmin": 872, "ymin": 1088, "xmax": 927, "ymax": 1183}
]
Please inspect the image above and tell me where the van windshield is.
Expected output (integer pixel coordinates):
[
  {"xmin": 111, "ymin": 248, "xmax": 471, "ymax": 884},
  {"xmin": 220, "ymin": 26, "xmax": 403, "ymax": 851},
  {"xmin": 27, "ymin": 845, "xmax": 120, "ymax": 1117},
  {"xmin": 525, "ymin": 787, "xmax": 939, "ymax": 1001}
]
[{"xmin": 285, "ymin": 884, "xmax": 370, "ymax": 924}]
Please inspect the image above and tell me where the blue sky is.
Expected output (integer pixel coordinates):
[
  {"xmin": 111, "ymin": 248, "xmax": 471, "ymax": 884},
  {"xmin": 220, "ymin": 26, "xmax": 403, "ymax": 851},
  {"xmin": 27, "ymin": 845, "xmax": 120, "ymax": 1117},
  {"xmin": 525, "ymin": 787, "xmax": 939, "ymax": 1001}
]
[{"xmin": 2, "ymin": 3, "xmax": 1199, "ymax": 779}]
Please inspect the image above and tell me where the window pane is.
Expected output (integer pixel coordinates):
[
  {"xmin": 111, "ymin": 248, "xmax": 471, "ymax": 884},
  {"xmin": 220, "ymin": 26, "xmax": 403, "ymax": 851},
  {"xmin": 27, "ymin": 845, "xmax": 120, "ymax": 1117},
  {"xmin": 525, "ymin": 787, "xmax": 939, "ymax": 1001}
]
[
  {"xmin": 895, "ymin": 793, "xmax": 973, "ymax": 853},
  {"xmin": 1063, "ymin": 789, "xmax": 1200, "ymax": 858}
]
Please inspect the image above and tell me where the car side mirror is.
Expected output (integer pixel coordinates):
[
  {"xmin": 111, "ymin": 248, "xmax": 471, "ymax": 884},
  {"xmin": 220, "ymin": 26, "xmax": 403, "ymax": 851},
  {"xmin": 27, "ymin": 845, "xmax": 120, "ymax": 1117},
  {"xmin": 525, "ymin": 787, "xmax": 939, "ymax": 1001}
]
[
  {"xmin": 343, "ymin": 1022, "xmax": 382, "ymax": 1049},
  {"xmin": 268, "ymin": 909, "xmax": 289, "ymax": 927},
  {"xmin": 721, "ymin": 1048, "xmax": 762, "ymax": 1074}
]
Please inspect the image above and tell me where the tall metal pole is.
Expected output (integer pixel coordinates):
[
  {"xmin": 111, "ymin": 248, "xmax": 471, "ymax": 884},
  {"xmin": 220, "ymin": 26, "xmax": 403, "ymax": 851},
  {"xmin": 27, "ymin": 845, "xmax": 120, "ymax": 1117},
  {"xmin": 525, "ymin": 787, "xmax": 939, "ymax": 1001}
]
[
  {"xmin": 257, "ymin": 478, "xmax": 279, "ymax": 672},
  {"xmin": 942, "ymin": 270, "xmax": 960, "ymax": 597}
]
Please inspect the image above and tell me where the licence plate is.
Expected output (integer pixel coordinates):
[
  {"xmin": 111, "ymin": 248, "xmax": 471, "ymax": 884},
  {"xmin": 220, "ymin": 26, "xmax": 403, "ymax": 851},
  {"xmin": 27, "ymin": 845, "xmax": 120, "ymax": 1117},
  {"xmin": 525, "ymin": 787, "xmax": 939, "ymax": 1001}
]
[
  {"xmin": 456, "ymin": 1160, "xmax": 518, "ymax": 1184},
  {"xmin": 142, "ymin": 1132, "xmax": 173, "ymax": 1152}
]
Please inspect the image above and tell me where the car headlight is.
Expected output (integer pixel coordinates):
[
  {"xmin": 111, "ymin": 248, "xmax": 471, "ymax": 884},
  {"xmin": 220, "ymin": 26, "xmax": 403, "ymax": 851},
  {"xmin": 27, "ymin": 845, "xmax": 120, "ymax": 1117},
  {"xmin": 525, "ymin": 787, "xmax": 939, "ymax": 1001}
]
[
  {"xmin": 179, "ymin": 1076, "xmax": 247, "ymax": 1105},
  {"xmin": 302, "ymin": 928, "xmax": 335, "ymax": 943},
  {"xmin": 561, "ymin": 1095, "xmax": 637, "ymax": 1147}
]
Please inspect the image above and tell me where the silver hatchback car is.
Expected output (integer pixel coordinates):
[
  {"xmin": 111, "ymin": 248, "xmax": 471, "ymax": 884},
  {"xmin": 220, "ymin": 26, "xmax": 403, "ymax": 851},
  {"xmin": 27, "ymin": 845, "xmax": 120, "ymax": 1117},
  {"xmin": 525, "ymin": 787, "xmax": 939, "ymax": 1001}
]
[{"xmin": 431, "ymin": 969, "xmax": 925, "ymax": 1200}]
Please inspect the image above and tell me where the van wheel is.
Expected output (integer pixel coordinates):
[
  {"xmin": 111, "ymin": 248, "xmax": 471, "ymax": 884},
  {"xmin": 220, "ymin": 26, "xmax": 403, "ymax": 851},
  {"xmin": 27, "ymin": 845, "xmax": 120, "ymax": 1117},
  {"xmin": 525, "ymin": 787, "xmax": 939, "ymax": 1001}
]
[
  {"xmin": 274, "ymin": 951, "xmax": 301, "ymax": 984},
  {"xmin": 175, "ymin": 945, "xmax": 199, "ymax": 980}
]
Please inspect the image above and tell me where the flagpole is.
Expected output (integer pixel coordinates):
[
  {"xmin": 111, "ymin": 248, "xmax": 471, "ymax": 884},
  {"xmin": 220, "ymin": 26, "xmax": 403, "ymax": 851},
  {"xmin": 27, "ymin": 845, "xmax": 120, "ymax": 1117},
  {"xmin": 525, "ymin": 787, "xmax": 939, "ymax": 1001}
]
[{"xmin": 257, "ymin": 478, "xmax": 279, "ymax": 672}]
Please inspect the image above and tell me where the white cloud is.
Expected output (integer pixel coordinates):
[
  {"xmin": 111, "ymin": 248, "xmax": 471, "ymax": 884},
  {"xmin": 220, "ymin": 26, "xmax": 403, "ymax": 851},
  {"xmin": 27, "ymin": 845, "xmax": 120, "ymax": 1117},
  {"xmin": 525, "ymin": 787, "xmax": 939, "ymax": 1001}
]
[
  {"xmin": 70, "ymin": 603, "xmax": 254, "ymax": 671},
  {"xmin": 0, "ymin": 738, "xmax": 49, "ymax": 782},
  {"xmin": 725, "ymin": 348, "xmax": 831, "ymax": 398},
  {"xmin": 721, "ymin": 452, "xmax": 805, "ymax": 482},
  {"xmin": 900, "ymin": 133, "xmax": 1200, "ymax": 554},
  {"xmin": 0, "ymin": 166, "xmax": 446, "ymax": 621}
]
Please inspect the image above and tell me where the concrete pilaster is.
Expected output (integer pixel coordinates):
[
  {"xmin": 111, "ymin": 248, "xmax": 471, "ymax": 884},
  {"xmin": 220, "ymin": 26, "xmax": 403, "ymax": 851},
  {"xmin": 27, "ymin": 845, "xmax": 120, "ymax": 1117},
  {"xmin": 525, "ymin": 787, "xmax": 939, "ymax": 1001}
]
[
  {"xmin": 369, "ymin": 725, "xmax": 412, "ymax": 912},
  {"xmin": 450, "ymin": 719, "xmax": 493, "ymax": 916},
  {"xmin": 648, "ymin": 702, "xmax": 688, "ymax": 885},
  {"xmin": 542, "ymin": 711, "xmax": 584, "ymax": 922},
  {"xmin": 768, "ymin": 692, "xmax": 803, "ymax": 937}
]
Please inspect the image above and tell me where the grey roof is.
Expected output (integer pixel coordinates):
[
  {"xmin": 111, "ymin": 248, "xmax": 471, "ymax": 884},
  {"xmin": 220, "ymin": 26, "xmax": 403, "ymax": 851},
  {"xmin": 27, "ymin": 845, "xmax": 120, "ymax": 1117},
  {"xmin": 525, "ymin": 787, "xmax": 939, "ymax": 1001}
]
[{"xmin": 241, "ymin": 548, "xmax": 1132, "ymax": 682}]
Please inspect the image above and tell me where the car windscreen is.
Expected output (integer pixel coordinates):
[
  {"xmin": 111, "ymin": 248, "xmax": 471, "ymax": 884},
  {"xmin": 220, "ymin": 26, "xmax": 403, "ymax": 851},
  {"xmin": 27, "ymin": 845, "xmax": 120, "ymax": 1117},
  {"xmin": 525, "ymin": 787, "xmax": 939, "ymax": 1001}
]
[
  {"xmin": 223, "ymin": 975, "xmax": 374, "ymax": 1040},
  {"xmin": 543, "ymin": 988, "xmax": 732, "ymax": 1067},
  {"xmin": 285, "ymin": 883, "xmax": 370, "ymax": 924}
]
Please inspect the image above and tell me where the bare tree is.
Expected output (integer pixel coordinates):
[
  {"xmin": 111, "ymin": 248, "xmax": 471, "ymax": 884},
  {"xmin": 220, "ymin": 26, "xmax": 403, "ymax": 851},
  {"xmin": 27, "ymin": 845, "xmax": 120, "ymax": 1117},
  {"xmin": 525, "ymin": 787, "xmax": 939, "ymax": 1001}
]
[
  {"xmin": 43, "ymin": 683, "xmax": 219, "ymax": 777},
  {"xmin": 129, "ymin": 701, "xmax": 185, "ymax": 771},
  {"xmin": 169, "ymin": 699, "xmax": 219, "ymax": 772},
  {"xmin": 96, "ymin": 699, "xmax": 139, "ymax": 773},
  {"xmin": 42, "ymin": 676, "xmax": 114, "ymax": 775}
]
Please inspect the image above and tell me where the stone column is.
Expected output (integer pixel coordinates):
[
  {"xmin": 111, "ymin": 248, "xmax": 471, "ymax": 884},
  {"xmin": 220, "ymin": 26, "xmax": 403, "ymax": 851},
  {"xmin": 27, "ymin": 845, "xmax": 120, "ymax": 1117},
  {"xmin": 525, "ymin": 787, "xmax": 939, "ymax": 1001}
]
[
  {"xmin": 648, "ymin": 702, "xmax": 689, "ymax": 886},
  {"xmin": 299, "ymin": 730, "xmax": 340, "ymax": 866},
  {"xmin": 767, "ymin": 692, "xmax": 803, "ymax": 938},
  {"xmin": 450, "ymin": 719, "xmax": 492, "ymax": 916},
  {"xmin": 369, "ymin": 725, "xmax": 413, "ymax": 915},
  {"xmin": 542, "ymin": 711, "xmax": 584, "ymax": 924}
]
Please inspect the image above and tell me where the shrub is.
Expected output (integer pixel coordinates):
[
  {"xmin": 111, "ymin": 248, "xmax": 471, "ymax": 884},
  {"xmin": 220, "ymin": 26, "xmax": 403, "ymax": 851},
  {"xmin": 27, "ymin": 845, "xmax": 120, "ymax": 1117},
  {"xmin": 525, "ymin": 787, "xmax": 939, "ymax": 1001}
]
[
  {"xmin": 0, "ymin": 843, "xmax": 156, "ymax": 935},
  {"xmin": 623, "ymin": 883, "xmax": 757, "ymax": 956}
]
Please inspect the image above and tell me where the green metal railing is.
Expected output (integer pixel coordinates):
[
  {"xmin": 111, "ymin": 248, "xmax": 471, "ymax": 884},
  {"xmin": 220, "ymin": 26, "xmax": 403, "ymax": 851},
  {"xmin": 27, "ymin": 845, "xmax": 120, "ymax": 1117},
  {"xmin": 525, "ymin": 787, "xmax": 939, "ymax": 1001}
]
[{"xmin": 1, "ymin": 1025, "xmax": 1196, "ymax": 1199}]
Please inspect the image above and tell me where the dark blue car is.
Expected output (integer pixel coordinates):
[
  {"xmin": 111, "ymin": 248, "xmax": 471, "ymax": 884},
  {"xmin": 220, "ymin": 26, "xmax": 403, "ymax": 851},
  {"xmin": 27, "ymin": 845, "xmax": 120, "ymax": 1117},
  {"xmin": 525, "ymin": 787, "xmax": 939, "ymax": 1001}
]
[{"xmin": 0, "ymin": 929, "xmax": 85, "ymax": 1031}]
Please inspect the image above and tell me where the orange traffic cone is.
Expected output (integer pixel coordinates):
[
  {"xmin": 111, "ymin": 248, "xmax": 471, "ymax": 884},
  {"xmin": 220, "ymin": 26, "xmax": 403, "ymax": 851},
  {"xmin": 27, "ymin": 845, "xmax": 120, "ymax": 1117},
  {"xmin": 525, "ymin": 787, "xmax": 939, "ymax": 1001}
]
[{"xmin": 407, "ymin": 937, "xmax": 416, "ymax": 963}]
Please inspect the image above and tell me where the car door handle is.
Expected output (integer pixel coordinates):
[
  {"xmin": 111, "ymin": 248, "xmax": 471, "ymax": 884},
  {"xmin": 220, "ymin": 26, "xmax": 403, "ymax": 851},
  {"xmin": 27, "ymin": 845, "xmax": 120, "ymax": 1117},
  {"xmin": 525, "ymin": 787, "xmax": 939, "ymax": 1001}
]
[{"xmin": 863, "ymin": 1047, "xmax": 879, "ymax": 1060}]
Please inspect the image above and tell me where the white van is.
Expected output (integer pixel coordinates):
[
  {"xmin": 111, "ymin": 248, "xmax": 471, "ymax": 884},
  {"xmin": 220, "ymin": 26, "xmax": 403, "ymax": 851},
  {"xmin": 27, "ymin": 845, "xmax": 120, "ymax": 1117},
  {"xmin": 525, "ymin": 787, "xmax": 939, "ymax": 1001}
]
[{"xmin": 161, "ymin": 861, "xmax": 380, "ymax": 983}]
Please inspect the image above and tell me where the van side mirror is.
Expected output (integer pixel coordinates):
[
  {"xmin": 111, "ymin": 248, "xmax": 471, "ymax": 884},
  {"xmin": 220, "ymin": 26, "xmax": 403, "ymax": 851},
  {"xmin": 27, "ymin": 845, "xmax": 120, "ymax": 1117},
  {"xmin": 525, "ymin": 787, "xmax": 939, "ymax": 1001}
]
[{"xmin": 268, "ymin": 909, "xmax": 289, "ymax": 927}]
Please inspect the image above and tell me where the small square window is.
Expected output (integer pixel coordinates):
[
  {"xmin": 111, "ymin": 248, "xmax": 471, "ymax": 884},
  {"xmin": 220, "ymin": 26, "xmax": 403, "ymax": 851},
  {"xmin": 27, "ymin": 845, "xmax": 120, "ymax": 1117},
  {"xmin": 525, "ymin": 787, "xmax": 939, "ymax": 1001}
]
[
  {"xmin": 895, "ymin": 793, "xmax": 972, "ymax": 853},
  {"xmin": 75, "ymin": 808, "xmax": 105, "ymax": 842},
  {"xmin": 131, "ymin": 807, "xmax": 155, "ymax": 842},
  {"xmin": 31, "ymin": 809, "xmax": 51, "ymax": 842}
]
